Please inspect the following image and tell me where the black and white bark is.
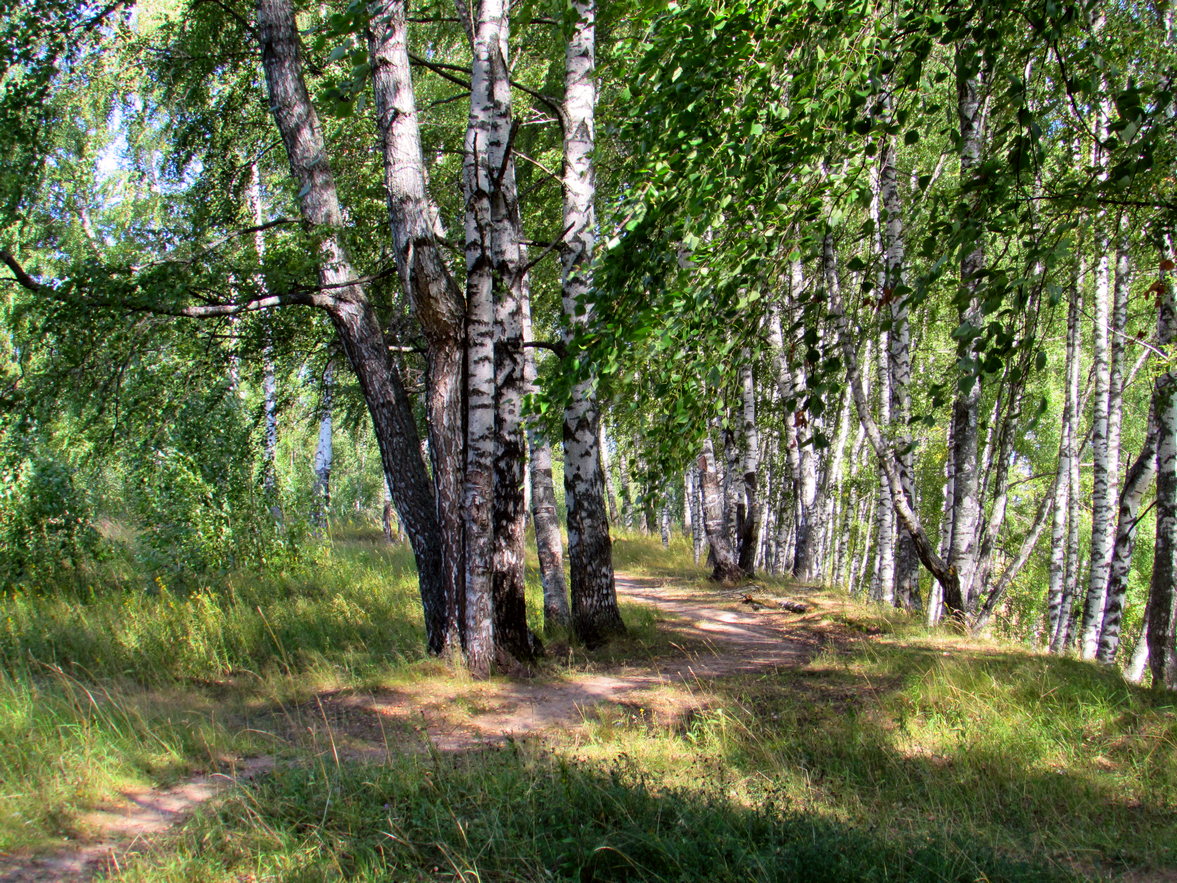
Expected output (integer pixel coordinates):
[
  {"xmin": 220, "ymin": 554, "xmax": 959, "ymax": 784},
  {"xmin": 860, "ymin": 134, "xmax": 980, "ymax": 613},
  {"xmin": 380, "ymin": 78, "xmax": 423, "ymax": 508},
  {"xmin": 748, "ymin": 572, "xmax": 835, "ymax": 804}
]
[
  {"xmin": 698, "ymin": 435, "xmax": 742, "ymax": 583},
  {"xmin": 312, "ymin": 359, "xmax": 334, "ymax": 528},
  {"xmin": 1080, "ymin": 176, "xmax": 1116, "ymax": 656},
  {"xmin": 1148, "ymin": 247, "xmax": 1177, "ymax": 689},
  {"xmin": 946, "ymin": 45, "xmax": 986, "ymax": 613},
  {"xmin": 256, "ymin": 0, "xmax": 447, "ymax": 650},
  {"xmin": 879, "ymin": 108, "xmax": 920, "ymax": 607},
  {"xmin": 522, "ymin": 288, "xmax": 570, "ymax": 632},
  {"xmin": 687, "ymin": 464, "xmax": 705, "ymax": 563},
  {"xmin": 368, "ymin": 0, "xmax": 467, "ymax": 652},
  {"xmin": 735, "ymin": 356, "xmax": 761, "ymax": 574},
  {"xmin": 559, "ymin": 0, "xmax": 625, "ymax": 645},
  {"xmin": 871, "ymin": 323, "xmax": 896, "ymax": 605},
  {"xmin": 460, "ymin": 0, "xmax": 537, "ymax": 670},
  {"xmin": 1051, "ymin": 251, "xmax": 1086, "ymax": 654},
  {"xmin": 1096, "ymin": 405, "xmax": 1158, "ymax": 664}
]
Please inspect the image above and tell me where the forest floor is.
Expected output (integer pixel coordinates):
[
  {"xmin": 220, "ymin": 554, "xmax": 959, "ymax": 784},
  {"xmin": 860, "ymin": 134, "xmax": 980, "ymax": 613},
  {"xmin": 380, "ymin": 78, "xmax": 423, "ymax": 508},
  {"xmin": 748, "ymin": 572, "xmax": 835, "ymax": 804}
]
[
  {"xmin": 0, "ymin": 573, "xmax": 834, "ymax": 881},
  {"xmin": 2, "ymin": 537, "xmax": 1175, "ymax": 881}
]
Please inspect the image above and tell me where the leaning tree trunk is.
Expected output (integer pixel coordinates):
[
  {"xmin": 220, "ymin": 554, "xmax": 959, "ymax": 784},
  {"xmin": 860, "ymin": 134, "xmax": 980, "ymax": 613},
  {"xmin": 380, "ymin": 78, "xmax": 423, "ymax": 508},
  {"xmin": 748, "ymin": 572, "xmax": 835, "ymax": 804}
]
[
  {"xmin": 826, "ymin": 230, "xmax": 962, "ymax": 612},
  {"xmin": 1096, "ymin": 404, "xmax": 1158, "ymax": 663},
  {"xmin": 256, "ymin": 0, "xmax": 447, "ymax": 651},
  {"xmin": 698, "ymin": 435, "xmax": 743, "ymax": 584},
  {"xmin": 559, "ymin": 0, "xmax": 625, "ymax": 646},
  {"xmin": 368, "ymin": 0, "xmax": 467, "ymax": 652}
]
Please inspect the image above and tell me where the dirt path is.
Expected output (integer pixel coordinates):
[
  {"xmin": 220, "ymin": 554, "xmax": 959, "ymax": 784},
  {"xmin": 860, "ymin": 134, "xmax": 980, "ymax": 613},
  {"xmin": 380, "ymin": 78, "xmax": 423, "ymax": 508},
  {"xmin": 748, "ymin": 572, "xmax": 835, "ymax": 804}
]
[{"xmin": 0, "ymin": 573, "xmax": 819, "ymax": 881}]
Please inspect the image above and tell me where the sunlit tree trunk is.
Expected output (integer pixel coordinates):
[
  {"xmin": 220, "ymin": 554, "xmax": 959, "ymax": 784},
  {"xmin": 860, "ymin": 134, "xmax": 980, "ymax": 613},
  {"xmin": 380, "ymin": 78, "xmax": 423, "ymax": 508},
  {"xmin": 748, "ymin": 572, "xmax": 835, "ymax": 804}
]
[
  {"xmin": 460, "ymin": 0, "xmax": 537, "ymax": 670},
  {"xmin": 1049, "ymin": 253, "xmax": 1084, "ymax": 650},
  {"xmin": 256, "ymin": 0, "xmax": 447, "ymax": 651},
  {"xmin": 560, "ymin": 0, "xmax": 624, "ymax": 645},
  {"xmin": 522, "ymin": 291, "xmax": 569, "ymax": 632},
  {"xmin": 312, "ymin": 359, "xmax": 334, "ymax": 529},
  {"xmin": 735, "ymin": 357, "xmax": 761, "ymax": 574},
  {"xmin": 1148, "ymin": 244, "xmax": 1177, "ymax": 689},
  {"xmin": 871, "ymin": 325, "xmax": 895, "ymax": 605},
  {"xmin": 368, "ymin": 0, "xmax": 467, "ymax": 651},
  {"xmin": 1097, "ymin": 404, "xmax": 1157, "ymax": 664},
  {"xmin": 698, "ymin": 434, "xmax": 742, "ymax": 583}
]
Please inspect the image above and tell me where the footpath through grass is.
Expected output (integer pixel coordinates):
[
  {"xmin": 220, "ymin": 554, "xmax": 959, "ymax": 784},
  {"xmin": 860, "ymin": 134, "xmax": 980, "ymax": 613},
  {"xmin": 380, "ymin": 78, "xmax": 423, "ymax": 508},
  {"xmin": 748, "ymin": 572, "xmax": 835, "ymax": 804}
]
[{"xmin": 2, "ymin": 532, "xmax": 1176, "ymax": 880}]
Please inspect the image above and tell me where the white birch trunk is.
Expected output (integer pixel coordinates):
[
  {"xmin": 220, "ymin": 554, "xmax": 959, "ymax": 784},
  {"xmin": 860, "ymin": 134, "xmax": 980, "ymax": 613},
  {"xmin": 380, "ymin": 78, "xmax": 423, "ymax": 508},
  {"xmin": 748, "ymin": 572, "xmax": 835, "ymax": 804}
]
[
  {"xmin": 312, "ymin": 360, "xmax": 334, "ymax": 529},
  {"xmin": 1148, "ymin": 242, "xmax": 1177, "ymax": 689},
  {"xmin": 559, "ymin": 0, "xmax": 624, "ymax": 645}
]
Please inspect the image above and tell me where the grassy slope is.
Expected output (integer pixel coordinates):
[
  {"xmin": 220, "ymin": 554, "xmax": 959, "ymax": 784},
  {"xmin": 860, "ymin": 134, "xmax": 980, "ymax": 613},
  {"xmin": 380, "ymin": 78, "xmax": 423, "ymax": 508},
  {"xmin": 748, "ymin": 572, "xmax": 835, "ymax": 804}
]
[{"xmin": 1, "ymin": 533, "xmax": 1174, "ymax": 880}]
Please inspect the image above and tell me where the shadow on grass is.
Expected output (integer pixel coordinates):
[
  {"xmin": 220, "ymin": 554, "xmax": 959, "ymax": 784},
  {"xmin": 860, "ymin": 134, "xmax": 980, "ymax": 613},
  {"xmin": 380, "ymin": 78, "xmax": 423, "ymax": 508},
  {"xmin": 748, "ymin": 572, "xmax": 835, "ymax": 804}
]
[
  {"xmin": 125, "ymin": 745, "xmax": 1077, "ymax": 882},
  {"xmin": 697, "ymin": 642, "xmax": 1177, "ymax": 878}
]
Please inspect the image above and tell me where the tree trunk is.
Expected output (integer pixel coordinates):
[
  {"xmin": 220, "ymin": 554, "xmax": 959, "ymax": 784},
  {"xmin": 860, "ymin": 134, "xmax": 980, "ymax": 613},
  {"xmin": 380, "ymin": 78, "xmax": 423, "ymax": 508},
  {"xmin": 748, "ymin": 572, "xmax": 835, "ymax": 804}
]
[
  {"xmin": 460, "ymin": 0, "xmax": 538, "ymax": 670},
  {"xmin": 698, "ymin": 435, "xmax": 742, "ymax": 583},
  {"xmin": 1149, "ymin": 246, "xmax": 1177, "ymax": 690},
  {"xmin": 522, "ymin": 291, "xmax": 570, "ymax": 633},
  {"xmin": 879, "ymin": 116, "xmax": 921, "ymax": 607},
  {"xmin": 1081, "ymin": 231, "xmax": 1115, "ymax": 657},
  {"xmin": 735, "ymin": 357, "xmax": 761, "ymax": 574},
  {"xmin": 826, "ymin": 230, "xmax": 962, "ymax": 611},
  {"xmin": 368, "ymin": 0, "xmax": 467, "ymax": 652},
  {"xmin": 946, "ymin": 45, "xmax": 986, "ymax": 613},
  {"xmin": 256, "ymin": 0, "xmax": 447, "ymax": 651},
  {"xmin": 560, "ymin": 0, "xmax": 625, "ymax": 646},
  {"xmin": 871, "ymin": 325, "xmax": 896, "ymax": 605},
  {"xmin": 312, "ymin": 359, "xmax": 334, "ymax": 529},
  {"xmin": 1096, "ymin": 405, "xmax": 1158, "ymax": 663},
  {"xmin": 1049, "ymin": 254, "xmax": 1084, "ymax": 652}
]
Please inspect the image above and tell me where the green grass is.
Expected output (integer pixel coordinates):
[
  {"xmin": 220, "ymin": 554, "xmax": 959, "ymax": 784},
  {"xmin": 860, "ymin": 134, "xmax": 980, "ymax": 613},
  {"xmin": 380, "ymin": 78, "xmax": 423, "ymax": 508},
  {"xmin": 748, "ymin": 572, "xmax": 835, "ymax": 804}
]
[
  {"xmin": 2, "ymin": 532, "xmax": 1176, "ymax": 880},
  {"xmin": 113, "ymin": 748, "xmax": 1074, "ymax": 882},
  {"xmin": 0, "ymin": 534, "xmax": 431, "ymax": 853}
]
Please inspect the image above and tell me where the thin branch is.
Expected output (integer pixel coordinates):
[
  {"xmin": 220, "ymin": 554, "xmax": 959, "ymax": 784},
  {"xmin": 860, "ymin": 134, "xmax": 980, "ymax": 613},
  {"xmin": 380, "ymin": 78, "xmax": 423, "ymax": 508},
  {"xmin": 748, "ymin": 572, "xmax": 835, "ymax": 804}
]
[
  {"xmin": 522, "ymin": 222, "xmax": 574, "ymax": 274},
  {"xmin": 524, "ymin": 340, "xmax": 567, "ymax": 358}
]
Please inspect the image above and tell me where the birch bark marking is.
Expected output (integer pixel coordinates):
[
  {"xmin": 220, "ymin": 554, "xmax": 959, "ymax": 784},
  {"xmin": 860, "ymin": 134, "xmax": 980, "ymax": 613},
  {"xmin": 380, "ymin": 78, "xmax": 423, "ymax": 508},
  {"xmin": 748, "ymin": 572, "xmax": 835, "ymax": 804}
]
[
  {"xmin": 879, "ymin": 117, "xmax": 920, "ymax": 608},
  {"xmin": 256, "ymin": 0, "xmax": 447, "ymax": 650},
  {"xmin": 460, "ymin": 0, "xmax": 537, "ymax": 669},
  {"xmin": 522, "ymin": 277, "xmax": 570, "ymax": 631},
  {"xmin": 735, "ymin": 357, "xmax": 761, "ymax": 575},
  {"xmin": 1149, "ymin": 247, "xmax": 1177, "ymax": 690},
  {"xmin": 871, "ymin": 324, "xmax": 896, "ymax": 605},
  {"xmin": 947, "ymin": 45, "xmax": 985, "ymax": 613},
  {"xmin": 1052, "ymin": 252, "xmax": 1086, "ymax": 654},
  {"xmin": 698, "ymin": 436, "xmax": 742, "ymax": 583},
  {"xmin": 1097, "ymin": 406, "xmax": 1158, "ymax": 663},
  {"xmin": 560, "ymin": 0, "xmax": 624, "ymax": 645},
  {"xmin": 368, "ymin": 0, "xmax": 467, "ymax": 651},
  {"xmin": 825, "ymin": 231, "xmax": 962, "ymax": 611},
  {"xmin": 1081, "ymin": 115, "xmax": 1116, "ymax": 658},
  {"xmin": 312, "ymin": 360, "xmax": 334, "ymax": 528}
]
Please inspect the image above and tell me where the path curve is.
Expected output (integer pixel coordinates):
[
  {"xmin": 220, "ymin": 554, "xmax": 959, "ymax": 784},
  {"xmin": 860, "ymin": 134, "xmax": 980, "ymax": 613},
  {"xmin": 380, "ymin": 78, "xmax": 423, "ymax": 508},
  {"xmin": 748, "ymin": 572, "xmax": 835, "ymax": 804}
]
[{"xmin": 0, "ymin": 572, "xmax": 817, "ymax": 881}]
